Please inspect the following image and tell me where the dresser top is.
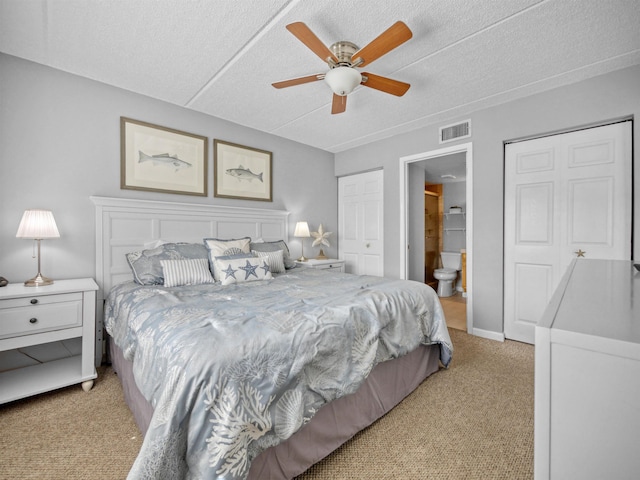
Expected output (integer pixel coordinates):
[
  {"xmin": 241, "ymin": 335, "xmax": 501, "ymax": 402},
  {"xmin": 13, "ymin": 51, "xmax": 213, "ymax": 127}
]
[
  {"xmin": 551, "ymin": 260, "xmax": 640, "ymax": 344},
  {"xmin": 0, "ymin": 278, "xmax": 98, "ymax": 299}
]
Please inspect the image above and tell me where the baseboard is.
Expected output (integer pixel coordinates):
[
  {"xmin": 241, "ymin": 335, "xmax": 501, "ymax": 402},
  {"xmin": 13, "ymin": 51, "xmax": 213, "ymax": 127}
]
[{"xmin": 472, "ymin": 328, "xmax": 505, "ymax": 342}]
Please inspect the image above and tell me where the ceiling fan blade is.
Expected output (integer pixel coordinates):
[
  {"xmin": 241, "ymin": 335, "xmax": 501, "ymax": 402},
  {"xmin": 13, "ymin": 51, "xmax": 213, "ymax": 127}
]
[
  {"xmin": 361, "ymin": 72, "xmax": 410, "ymax": 96},
  {"xmin": 272, "ymin": 74, "xmax": 324, "ymax": 89},
  {"xmin": 351, "ymin": 21, "xmax": 412, "ymax": 68},
  {"xmin": 331, "ymin": 94, "xmax": 347, "ymax": 114},
  {"xmin": 286, "ymin": 22, "xmax": 338, "ymax": 64}
]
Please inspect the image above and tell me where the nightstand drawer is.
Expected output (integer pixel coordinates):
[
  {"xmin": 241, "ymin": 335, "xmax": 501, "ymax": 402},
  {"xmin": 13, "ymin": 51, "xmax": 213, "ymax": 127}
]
[
  {"xmin": 0, "ymin": 293, "xmax": 83, "ymax": 339},
  {"xmin": 295, "ymin": 259, "xmax": 345, "ymax": 272},
  {"xmin": 315, "ymin": 262, "xmax": 343, "ymax": 271}
]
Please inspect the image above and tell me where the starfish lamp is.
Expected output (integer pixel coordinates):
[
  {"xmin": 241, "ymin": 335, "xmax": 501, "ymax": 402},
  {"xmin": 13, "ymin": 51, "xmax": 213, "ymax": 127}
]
[{"xmin": 311, "ymin": 224, "xmax": 332, "ymax": 259}]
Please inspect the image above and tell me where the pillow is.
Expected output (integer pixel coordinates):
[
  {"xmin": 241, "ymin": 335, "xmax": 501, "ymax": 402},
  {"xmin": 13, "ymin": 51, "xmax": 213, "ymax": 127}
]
[
  {"xmin": 160, "ymin": 258, "xmax": 215, "ymax": 287},
  {"xmin": 203, "ymin": 237, "xmax": 250, "ymax": 267},
  {"xmin": 204, "ymin": 237, "xmax": 251, "ymax": 256},
  {"xmin": 252, "ymin": 249, "xmax": 285, "ymax": 273},
  {"xmin": 214, "ymin": 256, "xmax": 273, "ymax": 286},
  {"xmin": 126, "ymin": 243, "xmax": 209, "ymax": 285},
  {"xmin": 249, "ymin": 240, "xmax": 296, "ymax": 269},
  {"xmin": 203, "ymin": 237, "xmax": 252, "ymax": 280},
  {"xmin": 211, "ymin": 253, "xmax": 256, "ymax": 281},
  {"xmin": 214, "ymin": 253, "xmax": 255, "ymax": 262}
]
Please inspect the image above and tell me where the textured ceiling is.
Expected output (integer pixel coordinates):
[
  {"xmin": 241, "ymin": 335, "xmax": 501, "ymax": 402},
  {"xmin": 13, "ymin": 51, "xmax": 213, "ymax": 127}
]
[{"xmin": 1, "ymin": 0, "xmax": 639, "ymax": 153}]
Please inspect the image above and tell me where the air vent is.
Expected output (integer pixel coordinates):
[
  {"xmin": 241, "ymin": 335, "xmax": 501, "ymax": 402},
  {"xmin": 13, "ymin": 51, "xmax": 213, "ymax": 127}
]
[{"xmin": 439, "ymin": 119, "xmax": 471, "ymax": 144}]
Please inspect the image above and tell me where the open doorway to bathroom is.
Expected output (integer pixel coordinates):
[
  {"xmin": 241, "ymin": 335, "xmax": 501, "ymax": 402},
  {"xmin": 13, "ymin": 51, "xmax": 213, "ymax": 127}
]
[
  {"xmin": 427, "ymin": 175, "xmax": 467, "ymax": 332},
  {"xmin": 401, "ymin": 145, "xmax": 470, "ymax": 333}
]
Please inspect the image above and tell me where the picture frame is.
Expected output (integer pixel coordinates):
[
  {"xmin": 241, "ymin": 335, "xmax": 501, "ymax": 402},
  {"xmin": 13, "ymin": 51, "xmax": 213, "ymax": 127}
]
[
  {"xmin": 214, "ymin": 139, "xmax": 272, "ymax": 202},
  {"xmin": 120, "ymin": 117, "xmax": 208, "ymax": 196}
]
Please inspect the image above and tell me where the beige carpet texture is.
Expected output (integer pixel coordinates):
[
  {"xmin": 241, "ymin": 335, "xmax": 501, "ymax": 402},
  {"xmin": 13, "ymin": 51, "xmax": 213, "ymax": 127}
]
[{"xmin": 0, "ymin": 328, "xmax": 534, "ymax": 479}]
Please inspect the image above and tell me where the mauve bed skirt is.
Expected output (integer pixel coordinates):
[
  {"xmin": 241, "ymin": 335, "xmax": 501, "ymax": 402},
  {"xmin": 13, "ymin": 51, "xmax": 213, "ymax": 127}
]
[{"xmin": 109, "ymin": 337, "xmax": 441, "ymax": 479}]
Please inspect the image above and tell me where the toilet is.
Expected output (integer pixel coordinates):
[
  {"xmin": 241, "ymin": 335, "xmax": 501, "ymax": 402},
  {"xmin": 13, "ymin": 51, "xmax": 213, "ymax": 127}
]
[{"xmin": 433, "ymin": 252, "xmax": 462, "ymax": 297}]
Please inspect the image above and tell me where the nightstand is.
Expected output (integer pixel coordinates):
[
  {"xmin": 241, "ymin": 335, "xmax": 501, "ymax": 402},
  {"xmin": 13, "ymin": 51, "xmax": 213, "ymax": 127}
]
[
  {"xmin": 296, "ymin": 258, "xmax": 345, "ymax": 273},
  {"xmin": 0, "ymin": 278, "xmax": 98, "ymax": 404}
]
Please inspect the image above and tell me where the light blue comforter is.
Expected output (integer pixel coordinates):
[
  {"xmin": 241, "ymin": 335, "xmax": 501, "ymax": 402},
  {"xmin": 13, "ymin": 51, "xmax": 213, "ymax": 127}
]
[{"xmin": 105, "ymin": 268, "xmax": 452, "ymax": 480}]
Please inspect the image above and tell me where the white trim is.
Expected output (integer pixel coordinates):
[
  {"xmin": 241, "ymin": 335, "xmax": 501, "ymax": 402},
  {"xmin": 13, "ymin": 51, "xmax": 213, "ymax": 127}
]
[
  {"xmin": 90, "ymin": 195, "xmax": 290, "ymax": 220},
  {"xmin": 472, "ymin": 328, "xmax": 505, "ymax": 342},
  {"xmin": 399, "ymin": 142, "xmax": 474, "ymax": 334}
]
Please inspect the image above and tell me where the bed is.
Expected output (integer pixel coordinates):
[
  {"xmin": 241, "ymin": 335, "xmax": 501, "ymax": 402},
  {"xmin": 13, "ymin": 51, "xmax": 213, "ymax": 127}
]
[{"xmin": 92, "ymin": 196, "xmax": 452, "ymax": 480}]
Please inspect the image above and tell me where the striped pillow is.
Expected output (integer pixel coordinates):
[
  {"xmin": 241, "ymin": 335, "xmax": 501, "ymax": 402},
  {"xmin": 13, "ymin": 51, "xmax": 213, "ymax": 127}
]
[
  {"xmin": 160, "ymin": 258, "xmax": 215, "ymax": 287},
  {"xmin": 253, "ymin": 249, "xmax": 285, "ymax": 273}
]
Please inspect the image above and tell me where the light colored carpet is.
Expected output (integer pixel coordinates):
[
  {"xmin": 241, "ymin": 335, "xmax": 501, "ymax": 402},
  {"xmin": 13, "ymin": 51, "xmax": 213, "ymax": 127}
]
[{"xmin": 0, "ymin": 329, "xmax": 534, "ymax": 479}]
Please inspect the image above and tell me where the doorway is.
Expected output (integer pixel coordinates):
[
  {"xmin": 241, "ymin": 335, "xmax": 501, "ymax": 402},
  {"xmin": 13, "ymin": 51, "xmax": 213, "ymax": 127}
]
[
  {"xmin": 400, "ymin": 142, "xmax": 473, "ymax": 333},
  {"xmin": 429, "ymin": 179, "xmax": 467, "ymax": 332}
]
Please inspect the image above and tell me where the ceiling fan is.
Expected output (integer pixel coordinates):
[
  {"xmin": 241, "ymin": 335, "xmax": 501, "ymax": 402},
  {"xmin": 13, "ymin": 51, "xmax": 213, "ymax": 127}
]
[{"xmin": 272, "ymin": 21, "xmax": 412, "ymax": 114}]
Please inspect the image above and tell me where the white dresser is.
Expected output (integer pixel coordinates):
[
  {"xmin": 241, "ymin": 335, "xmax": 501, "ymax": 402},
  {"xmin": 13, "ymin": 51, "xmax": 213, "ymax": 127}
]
[
  {"xmin": 535, "ymin": 259, "xmax": 640, "ymax": 479},
  {"xmin": 0, "ymin": 278, "xmax": 98, "ymax": 403},
  {"xmin": 295, "ymin": 258, "xmax": 345, "ymax": 272}
]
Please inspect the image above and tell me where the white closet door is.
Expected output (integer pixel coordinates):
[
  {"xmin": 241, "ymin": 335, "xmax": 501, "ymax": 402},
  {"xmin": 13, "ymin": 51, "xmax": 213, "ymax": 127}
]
[
  {"xmin": 338, "ymin": 170, "xmax": 384, "ymax": 276},
  {"xmin": 504, "ymin": 121, "xmax": 632, "ymax": 344}
]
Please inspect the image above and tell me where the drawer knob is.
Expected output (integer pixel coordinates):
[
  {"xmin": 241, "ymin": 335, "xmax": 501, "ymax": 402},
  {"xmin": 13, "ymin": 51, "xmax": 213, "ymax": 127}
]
[
  {"xmin": 30, "ymin": 299, "xmax": 38, "ymax": 305},
  {"xmin": 29, "ymin": 317, "xmax": 38, "ymax": 324}
]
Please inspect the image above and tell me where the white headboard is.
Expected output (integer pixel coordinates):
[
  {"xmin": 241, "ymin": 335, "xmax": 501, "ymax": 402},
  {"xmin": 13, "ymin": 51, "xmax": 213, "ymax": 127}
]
[{"xmin": 91, "ymin": 196, "xmax": 290, "ymax": 299}]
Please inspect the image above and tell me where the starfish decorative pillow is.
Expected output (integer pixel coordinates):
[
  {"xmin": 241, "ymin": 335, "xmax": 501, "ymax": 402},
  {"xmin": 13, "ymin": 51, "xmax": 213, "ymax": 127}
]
[
  {"xmin": 203, "ymin": 237, "xmax": 252, "ymax": 280},
  {"xmin": 214, "ymin": 256, "xmax": 273, "ymax": 286}
]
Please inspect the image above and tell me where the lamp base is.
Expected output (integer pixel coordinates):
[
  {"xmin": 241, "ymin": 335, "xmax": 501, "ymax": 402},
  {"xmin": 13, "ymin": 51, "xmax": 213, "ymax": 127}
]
[
  {"xmin": 297, "ymin": 256, "xmax": 308, "ymax": 262},
  {"xmin": 24, "ymin": 273, "xmax": 54, "ymax": 287}
]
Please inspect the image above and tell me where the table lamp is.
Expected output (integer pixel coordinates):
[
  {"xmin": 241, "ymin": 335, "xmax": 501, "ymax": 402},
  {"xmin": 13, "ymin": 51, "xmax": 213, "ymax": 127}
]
[
  {"xmin": 16, "ymin": 209, "xmax": 60, "ymax": 286},
  {"xmin": 294, "ymin": 221, "xmax": 310, "ymax": 261}
]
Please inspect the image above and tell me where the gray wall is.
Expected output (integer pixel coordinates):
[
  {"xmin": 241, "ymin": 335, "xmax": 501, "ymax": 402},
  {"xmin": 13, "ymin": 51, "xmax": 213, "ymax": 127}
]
[
  {"xmin": 0, "ymin": 53, "xmax": 337, "ymax": 284},
  {"xmin": 335, "ymin": 65, "xmax": 640, "ymax": 336},
  {"xmin": 407, "ymin": 163, "xmax": 426, "ymax": 282}
]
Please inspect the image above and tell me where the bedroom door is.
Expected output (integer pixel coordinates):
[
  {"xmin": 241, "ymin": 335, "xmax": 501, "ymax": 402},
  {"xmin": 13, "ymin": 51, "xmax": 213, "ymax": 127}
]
[
  {"xmin": 338, "ymin": 170, "xmax": 384, "ymax": 276},
  {"xmin": 504, "ymin": 121, "xmax": 632, "ymax": 344}
]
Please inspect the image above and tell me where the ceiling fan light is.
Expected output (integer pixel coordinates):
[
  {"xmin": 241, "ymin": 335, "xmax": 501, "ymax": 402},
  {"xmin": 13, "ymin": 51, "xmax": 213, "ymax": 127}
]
[{"xmin": 324, "ymin": 66, "xmax": 362, "ymax": 96}]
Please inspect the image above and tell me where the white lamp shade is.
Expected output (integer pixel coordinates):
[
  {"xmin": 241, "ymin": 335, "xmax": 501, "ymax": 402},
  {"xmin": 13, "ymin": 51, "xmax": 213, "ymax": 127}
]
[
  {"xmin": 324, "ymin": 66, "xmax": 362, "ymax": 96},
  {"xmin": 294, "ymin": 221, "xmax": 310, "ymax": 238},
  {"xmin": 16, "ymin": 209, "xmax": 60, "ymax": 239}
]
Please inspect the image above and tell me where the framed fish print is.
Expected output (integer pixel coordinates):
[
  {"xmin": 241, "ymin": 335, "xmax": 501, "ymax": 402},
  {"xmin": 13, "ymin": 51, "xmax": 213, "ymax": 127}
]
[
  {"xmin": 121, "ymin": 117, "xmax": 208, "ymax": 196},
  {"xmin": 214, "ymin": 139, "xmax": 272, "ymax": 202}
]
